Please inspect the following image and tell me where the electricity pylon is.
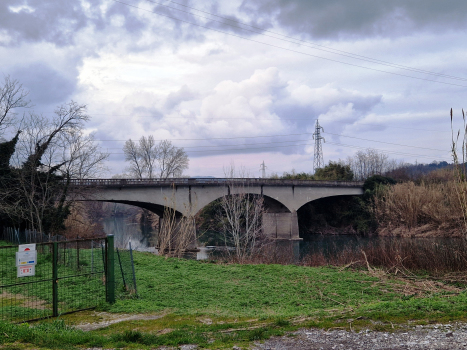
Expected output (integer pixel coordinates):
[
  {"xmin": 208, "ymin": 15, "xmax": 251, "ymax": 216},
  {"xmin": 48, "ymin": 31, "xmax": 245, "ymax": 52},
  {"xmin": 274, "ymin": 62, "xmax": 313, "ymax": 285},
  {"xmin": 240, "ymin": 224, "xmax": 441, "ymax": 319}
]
[
  {"xmin": 260, "ymin": 161, "xmax": 267, "ymax": 178},
  {"xmin": 312, "ymin": 119, "xmax": 325, "ymax": 172}
]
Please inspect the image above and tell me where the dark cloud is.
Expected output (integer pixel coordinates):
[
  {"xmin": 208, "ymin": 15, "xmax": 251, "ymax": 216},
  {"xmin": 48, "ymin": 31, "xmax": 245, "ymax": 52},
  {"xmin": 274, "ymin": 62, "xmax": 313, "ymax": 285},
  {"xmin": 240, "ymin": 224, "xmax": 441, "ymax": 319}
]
[
  {"xmin": 239, "ymin": 0, "xmax": 467, "ymax": 39},
  {"xmin": 0, "ymin": 0, "xmax": 99, "ymax": 46},
  {"xmin": 0, "ymin": 0, "xmax": 150, "ymax": 47},
  {"xmin": 105, "ymin": 1, "xmax": 146, "ymax": 35},
  {"xmin": 11, "ymin": 62, "xmax": 77, "ymax": 105}
]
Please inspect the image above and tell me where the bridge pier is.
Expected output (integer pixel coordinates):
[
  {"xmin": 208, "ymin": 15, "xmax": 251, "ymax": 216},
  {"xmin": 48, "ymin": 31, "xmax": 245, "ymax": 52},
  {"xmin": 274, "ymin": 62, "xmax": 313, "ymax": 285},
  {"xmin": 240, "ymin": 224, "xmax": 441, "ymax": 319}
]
[{"xmin": 263, "ymin": 211, "xmax": 301, "ymax": 240}]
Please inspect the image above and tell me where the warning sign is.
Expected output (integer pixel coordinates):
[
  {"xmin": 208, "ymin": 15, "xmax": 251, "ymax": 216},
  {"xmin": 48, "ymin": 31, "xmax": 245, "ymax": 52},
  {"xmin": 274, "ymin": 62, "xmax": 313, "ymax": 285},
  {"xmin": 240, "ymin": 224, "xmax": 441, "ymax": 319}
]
[
  {"xmin": 16, "ymin": 244, "xmax": 37, "ymax": 277},
  {"xmin": 18, "ymin": 244, "xmax": 36, "ymax": 252},
  {"xmin": 17, "ymin": 265, "xmax": 35, "ymax": 277},
  {"xmin": 16, "ymin": 250, "xmax": 37, "ymax": 266}
]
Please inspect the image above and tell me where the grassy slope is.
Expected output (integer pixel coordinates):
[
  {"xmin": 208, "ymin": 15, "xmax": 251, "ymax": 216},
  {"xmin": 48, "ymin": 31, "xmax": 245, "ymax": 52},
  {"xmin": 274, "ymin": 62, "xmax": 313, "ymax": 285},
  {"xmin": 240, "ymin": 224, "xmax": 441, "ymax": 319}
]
[
  {"xmin": 2, "ymin": 250, "xmax": 467, "ymax": 349},
  {"xmin": 107, "ymin": 252, "xmax": 467, "ymax": 322}
]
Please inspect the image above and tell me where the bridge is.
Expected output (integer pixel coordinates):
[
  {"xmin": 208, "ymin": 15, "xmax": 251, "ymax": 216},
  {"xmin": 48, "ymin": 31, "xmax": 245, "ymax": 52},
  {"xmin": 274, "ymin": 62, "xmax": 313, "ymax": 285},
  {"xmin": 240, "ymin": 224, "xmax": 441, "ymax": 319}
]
[{"xmin": 72, "ymin": 178, "xmax": 364, "ymax": 241}]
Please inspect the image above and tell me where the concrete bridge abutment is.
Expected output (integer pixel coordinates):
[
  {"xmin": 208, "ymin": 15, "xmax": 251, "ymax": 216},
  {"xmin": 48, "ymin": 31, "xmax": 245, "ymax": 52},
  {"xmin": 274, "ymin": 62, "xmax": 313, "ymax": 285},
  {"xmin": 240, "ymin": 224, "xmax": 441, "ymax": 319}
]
[{"xmin": 263, "ymin": 211, "xmax": 300, "ymax": 240}]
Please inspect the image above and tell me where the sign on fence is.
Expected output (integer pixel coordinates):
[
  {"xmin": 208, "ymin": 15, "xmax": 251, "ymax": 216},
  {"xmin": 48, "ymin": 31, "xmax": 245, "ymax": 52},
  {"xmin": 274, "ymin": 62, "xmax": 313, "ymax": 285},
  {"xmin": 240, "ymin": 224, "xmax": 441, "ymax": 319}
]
[
  {"xmin": 17, "ymin": 265, "xmax": 35, "ymax": 277},
  {"xmin": 16, "ymin": 244, "xmax": 37, "ymax": 277}
]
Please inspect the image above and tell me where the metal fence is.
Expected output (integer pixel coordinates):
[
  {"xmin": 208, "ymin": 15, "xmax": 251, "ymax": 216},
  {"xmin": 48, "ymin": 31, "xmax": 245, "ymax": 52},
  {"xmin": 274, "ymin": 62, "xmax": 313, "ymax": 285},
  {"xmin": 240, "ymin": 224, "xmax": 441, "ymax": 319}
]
[
  {"xmin": 0, "ymin": 236, "xmax": 115, "ymax": 323},
  {"xmin": 115, "ymin": 242, "xmax": 138, "ymax": 297},
  {"xmin": 1, "ymin": 227, "xmax": 66, "ymax": 245}
]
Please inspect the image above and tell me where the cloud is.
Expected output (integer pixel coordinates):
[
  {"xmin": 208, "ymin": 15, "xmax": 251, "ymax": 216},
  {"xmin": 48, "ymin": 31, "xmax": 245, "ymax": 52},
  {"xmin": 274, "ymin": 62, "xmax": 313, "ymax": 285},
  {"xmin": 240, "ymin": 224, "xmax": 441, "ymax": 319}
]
[
  {"xmin": 275, "ymin": 83, "xmax": 382, "ymax": 136},
  {"xmin": 164, "ymin": 85, "xmax": 197, "ymax": 110},
  {"xmin": 0, "ymin": 0, "xmax": 102, "ymax": 46},
  {"xmin": 103, "ymin": 67, "xmax": 382, "ymax": 158},
  {"xmin": 0, "ymin": 0, "xmax": 150, "ymax": 48},
  {"xmin": 238, "ymin": 0, "xmax": 467, "ymax": 39},
  {"xmin": 10, "ymin": 62, "xmax": 77, "ymax": 105}
]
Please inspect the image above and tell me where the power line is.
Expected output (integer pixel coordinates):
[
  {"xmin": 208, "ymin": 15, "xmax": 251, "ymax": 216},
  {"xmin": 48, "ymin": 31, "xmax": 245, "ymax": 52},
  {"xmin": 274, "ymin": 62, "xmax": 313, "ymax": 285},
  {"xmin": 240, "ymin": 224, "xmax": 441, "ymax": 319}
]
[
  {"xmin": 323, "ymin": 131, "xmax": 448, "ymax": 152},
  {"xmin": 141, "ymin": 0, "xmax": 467, "ymax": 82},
  {"xmin": 94, "ymin": 131, "xmax": 448, "ymax": 153},
  {"xmin": 107, "ymin": 140, "xmax": 449, "ymax": 160},
  {"xmin": 25, "ymin": 110, "xmax": 452, "ymax": 133},
  {"xmin": 111, "ymin": 0, "xmax": 467, "ymax": 88}
]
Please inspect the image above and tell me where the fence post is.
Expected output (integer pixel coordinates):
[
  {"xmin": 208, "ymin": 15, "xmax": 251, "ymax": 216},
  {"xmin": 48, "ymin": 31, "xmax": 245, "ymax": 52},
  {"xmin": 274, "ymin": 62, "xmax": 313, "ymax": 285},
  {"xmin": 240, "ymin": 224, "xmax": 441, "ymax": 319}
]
[
  {"xmin": 116, "ymin": 248, "xmax": 126, "ymax": 290},
  {"xmin": 52, "ymin": 242, "xmax": 58, "ymax": 317},
  {"xmin": 76, "ymin": 236, "xmax": 80, "ymax": 270},
  {"xmin": 129, "ymin": 241, "xmax": 138, "ymax": 297},
  {"xmin": 106, "ymin": 235, "xmax": 115, "ymax": 304}
]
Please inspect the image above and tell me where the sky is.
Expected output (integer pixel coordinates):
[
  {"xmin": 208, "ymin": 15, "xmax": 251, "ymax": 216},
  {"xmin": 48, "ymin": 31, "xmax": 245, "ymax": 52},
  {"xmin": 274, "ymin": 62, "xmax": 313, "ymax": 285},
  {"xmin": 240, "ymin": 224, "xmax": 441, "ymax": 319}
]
[{"xmin": 1, "ymin": 0, "xmax": 467, "ymax": 178}]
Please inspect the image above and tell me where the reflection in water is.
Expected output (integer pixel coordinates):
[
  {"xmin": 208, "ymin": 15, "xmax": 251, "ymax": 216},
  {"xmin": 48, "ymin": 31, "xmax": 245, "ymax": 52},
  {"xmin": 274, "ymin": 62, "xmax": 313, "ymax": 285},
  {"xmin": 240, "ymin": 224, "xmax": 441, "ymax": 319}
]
[
  {"xmin": 103, "ymin": 217, "xmax": 459, "ymax": 262},
  {"xmin": 102, "ymin": 217, "xmax": 157, "ymax": 250}
]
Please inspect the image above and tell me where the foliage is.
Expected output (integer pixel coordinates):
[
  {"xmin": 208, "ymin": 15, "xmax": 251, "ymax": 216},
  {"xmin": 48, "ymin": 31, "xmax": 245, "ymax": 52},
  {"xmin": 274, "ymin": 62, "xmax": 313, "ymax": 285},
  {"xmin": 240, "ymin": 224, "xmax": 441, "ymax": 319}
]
[
  {"xmin": 0, "ymin": 100, "xmax": 108, "ymax": 234},
  {"xmin": 196, "ymin": 199, "xmax": 225, "ymax": 245},
  {"xmin": 314, "ymin": 161, "xmax": 354, "ymax": 181},
  {"xmin": 0, "ymin": 77, "xmax": 108, "ymax": 235},
  {"xmin": 279, "ymin": 170, "xmax": 315, "ymax": 180}
]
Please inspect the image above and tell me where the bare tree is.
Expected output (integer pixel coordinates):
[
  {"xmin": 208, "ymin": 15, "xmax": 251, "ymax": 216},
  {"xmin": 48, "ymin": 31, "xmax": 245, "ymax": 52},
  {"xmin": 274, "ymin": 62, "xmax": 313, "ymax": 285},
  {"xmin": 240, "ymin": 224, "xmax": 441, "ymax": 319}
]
[
  {"xmin": 346, "ymin": 149, "xmax": 391, "ymax": 180},
  {"xmin": 0, "ymin": 75, "xmax": 30, "ymax": 133},
  {"xmin": 123, "ymin": 139, "xmax": 146, "ymax": 179},
  {"xmin": 1, "ymin": 102, "xmax": 108, "ymax": 234},
  {"xmin": 158, "ymin": 199, "xmax": 197, "ymax": 258},
  {"xmin": 139, "ymin": 135, "xmax": 157, "ymax": 178},
  {"xmin": 157, "ymin": 139, "xmax": 189, "ymax": 179},
  {"xmin": 215, "ymin": 166, "xmax": 266, "ymax": 261},
  {"xmin": 123, "ymin": 137, "xmax": 189, "ymax": 179}
]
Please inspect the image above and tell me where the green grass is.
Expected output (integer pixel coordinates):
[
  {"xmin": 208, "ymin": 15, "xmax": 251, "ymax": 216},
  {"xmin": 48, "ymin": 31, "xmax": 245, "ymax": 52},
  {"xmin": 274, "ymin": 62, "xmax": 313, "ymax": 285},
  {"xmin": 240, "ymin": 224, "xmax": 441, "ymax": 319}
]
[
  {"xmin": 0, "ymin": 243, "xmax": 108, "ymax": 323},
  {"xmin": 106, "ymin": 252, "xmax": 463, "ymax": 320},
  {"xmin": 2, "ymin": 250, "xmax": 467, "ymax": 349}
]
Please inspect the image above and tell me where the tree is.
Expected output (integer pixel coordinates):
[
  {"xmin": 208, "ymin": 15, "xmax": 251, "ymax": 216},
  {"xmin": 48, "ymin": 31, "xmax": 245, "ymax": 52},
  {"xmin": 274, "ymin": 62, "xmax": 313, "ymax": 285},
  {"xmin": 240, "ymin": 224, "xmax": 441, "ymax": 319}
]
[
  {"xmin": 0, "ymin": 101, "xmax": 108, "ymax": 234},
  {"xmin": 214, "ymin": 166, "xmax": 267, "ymax": 261},
  {"xmin": 346, "ymin": 149, "xmax": 392, "ymax": 180},
  {"xmin": 217, "ymin": 188, "xmax": 265, "ymax": 261},
  {"xmin": 157, "ymin": 140, "xmax": 189, "ymax": 179},
  {"xmin": 0, "ymin": 75, "xmax": 30, "ymax": 134},
  {"xmin": 123, "ymin": 137, "xmax": 189, "ymax": 179},
  {"xmin": 314, "ymin": 161, "xmax": 354, "ymax": 180},
  {"xmin": 278, "ymin": 169, "xmax": 315, "ymax": 180}
]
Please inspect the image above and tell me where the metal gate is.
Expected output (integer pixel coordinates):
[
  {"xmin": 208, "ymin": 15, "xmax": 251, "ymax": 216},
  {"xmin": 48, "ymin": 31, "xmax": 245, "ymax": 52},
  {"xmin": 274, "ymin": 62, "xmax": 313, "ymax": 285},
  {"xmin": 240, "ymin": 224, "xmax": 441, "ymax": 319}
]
[{"xmin": 0, "ymin": 236, "xmax": 115, "ymax": 323}]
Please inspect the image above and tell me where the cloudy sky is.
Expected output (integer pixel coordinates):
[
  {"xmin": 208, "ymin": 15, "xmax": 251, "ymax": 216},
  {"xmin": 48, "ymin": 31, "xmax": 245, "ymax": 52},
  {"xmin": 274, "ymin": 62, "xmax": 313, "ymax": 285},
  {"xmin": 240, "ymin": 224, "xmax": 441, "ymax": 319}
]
[{"xmin": 1, "ymin": 0, "xmax": 466, "ymax": 177}]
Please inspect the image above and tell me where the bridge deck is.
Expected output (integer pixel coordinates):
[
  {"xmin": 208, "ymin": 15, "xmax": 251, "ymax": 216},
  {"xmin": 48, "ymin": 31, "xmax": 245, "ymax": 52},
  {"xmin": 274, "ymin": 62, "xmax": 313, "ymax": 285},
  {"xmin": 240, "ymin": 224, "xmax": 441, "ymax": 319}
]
[{"xmin": 69, "ymin": 178, "xmax": 364, "ymax": 188}]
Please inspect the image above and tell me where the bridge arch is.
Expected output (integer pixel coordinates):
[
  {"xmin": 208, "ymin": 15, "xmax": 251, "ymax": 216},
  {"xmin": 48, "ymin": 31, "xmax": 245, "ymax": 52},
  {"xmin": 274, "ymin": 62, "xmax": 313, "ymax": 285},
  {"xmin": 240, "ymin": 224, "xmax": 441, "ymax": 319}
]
[
  {"xmin": 73, "ymin": 178, "xmax": 363, "ymax": 241},
  {"xmin": 95, "ymin": 200, "xmax": 183, "ymax": 217}
]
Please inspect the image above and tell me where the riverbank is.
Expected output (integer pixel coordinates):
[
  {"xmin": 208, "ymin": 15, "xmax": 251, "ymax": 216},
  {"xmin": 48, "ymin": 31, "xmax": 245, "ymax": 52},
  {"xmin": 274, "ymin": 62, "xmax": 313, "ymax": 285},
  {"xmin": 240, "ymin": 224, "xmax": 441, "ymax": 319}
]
[{"xmin": 2, "ymin": 251, "xmax": 467, "ymax": 349}]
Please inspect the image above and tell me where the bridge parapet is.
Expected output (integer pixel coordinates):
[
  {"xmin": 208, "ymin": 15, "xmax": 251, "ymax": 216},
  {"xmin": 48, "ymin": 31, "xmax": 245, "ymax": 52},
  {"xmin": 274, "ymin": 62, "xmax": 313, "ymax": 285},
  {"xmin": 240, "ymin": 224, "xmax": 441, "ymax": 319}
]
[{"xmin": 69, "ymin": 178, "xmax": 364, "ymax": 188}]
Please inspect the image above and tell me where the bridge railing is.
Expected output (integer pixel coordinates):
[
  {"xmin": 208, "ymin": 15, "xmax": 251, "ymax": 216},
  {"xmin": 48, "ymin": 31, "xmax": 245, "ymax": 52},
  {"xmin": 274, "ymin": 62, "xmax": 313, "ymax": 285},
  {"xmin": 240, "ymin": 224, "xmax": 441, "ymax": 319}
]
[{"xmin": 68, "ymin": 178, "xmax": 364, "ymax": 187}]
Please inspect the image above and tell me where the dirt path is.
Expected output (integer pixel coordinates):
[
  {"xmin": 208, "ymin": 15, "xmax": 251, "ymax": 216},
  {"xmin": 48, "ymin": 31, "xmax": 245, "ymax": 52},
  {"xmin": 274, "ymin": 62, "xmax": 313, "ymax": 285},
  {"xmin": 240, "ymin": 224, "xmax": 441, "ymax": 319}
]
[
  {"xmin": 253, "ymin": 323, "xmax": 467, "ymax": 350},
  {"xmin": 73, "ymin": 312, "xmax": 163, "ymax": 331}
]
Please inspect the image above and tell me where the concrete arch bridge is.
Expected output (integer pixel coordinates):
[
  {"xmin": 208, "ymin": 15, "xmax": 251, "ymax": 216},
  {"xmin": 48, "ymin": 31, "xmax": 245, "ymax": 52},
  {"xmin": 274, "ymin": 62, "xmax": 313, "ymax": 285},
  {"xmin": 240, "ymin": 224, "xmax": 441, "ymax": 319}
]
[{"xmin": 72, "ymin": 178, "xmax": 364, "ymax": 241}]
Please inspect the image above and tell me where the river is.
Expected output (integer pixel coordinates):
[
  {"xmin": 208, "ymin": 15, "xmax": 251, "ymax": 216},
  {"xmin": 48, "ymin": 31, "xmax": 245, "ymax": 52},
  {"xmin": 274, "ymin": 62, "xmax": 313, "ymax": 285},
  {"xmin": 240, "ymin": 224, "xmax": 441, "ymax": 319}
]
[{"xmin": 103, "ymin": 216, "xmax": 460, "ymax": 261}]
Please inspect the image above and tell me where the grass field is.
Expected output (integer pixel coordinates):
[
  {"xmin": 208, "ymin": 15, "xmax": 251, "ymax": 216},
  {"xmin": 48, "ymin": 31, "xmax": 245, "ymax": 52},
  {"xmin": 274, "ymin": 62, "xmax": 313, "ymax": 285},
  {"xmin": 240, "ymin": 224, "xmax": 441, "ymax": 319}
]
[{"xmin": 1, "ymin": 250, "xmax": 467, "ymax": 349}]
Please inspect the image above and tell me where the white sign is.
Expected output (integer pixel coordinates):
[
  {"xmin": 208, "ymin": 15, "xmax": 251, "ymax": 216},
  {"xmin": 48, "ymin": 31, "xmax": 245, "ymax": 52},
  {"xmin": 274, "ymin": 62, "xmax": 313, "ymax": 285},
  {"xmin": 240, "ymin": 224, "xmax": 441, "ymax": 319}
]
[
  {"xmin": 18, "ymin": 244, "xmax": 36, "ymax": 252},
  {"xmin": 16, "ymin": 244, "xmax": 37, "ymax": 277},
  {"xmin": 16, "ymin": 250, "xmax": 37, "ymax": 267},
  {"xmin": 17, "ymin": 265, "xmax": 35, "ymax": 277}
]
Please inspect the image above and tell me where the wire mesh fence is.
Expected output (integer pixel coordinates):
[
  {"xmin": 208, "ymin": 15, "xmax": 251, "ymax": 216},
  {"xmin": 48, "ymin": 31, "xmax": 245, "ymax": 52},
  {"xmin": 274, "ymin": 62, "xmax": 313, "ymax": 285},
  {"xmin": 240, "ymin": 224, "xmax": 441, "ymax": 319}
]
[
  {"xmin": 115, "ymin": 242, "xmax": 138, "ymax": 298},
  {"xmin": 0, "ymin": 237, "xmax": 112, "ymax": 323}
]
